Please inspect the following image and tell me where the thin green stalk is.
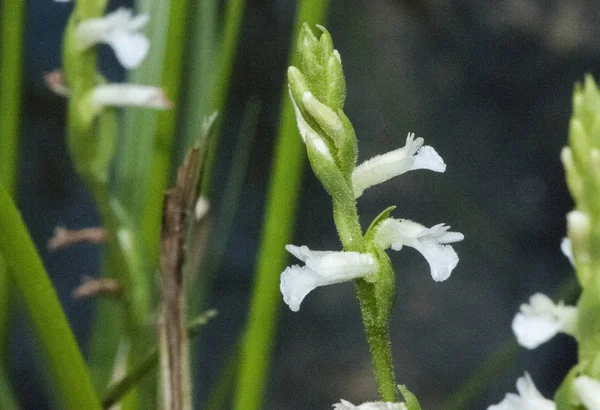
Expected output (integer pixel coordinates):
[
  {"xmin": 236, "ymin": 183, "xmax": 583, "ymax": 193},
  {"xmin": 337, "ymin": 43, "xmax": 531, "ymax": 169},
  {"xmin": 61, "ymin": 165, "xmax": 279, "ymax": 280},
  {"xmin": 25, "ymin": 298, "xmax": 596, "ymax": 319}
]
[
  {"xmin": 200, "ymin": 0, "xmax": 247, "ymax": 195},
  {"xmin": 0, "ymin": 186, "xmax": 101, "ymax": 410},
  {"xmin": 0, "ymin": 0, "xmax": 24, "ymax": 392},
  {"xmin": 0, "ymin": 0, "xmax": 24, "ymax": 195},
  {"xmin": 139, "ymin": 0, "xmax": 191, "ymax": 267},
  {"xmin": 232, "ymin": 2, "xmax": 330, "ymax": 409}
]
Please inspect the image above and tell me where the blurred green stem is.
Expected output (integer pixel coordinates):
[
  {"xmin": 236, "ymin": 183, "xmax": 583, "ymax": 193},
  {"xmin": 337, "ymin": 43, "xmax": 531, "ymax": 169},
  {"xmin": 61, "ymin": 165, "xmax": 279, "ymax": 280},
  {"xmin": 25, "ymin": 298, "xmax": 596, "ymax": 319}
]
[
  {"xmin": 200, "ymin": 0, "xmax": 247, "ymax": 195},
  {"xmin": 0, "ymin": 186, "xmax": 101, "ymax": 410},
  {"xmin": 232, "ymin": 2, "xmax": 330, "ymax": 409}
]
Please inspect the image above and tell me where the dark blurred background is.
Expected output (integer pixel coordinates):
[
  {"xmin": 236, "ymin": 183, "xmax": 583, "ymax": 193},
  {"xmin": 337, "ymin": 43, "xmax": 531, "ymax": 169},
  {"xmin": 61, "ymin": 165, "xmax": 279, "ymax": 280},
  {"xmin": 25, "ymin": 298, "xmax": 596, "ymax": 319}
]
[{"xmin": 11, "ymin": 0, "xmax": 595, "ymax": 408}]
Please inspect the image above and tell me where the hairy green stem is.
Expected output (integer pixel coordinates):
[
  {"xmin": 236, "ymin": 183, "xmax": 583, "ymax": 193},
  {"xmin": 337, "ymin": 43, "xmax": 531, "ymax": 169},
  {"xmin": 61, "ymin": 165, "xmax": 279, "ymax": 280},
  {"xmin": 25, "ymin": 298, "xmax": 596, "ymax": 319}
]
[
  {"xmin": 232, "ymin": 2, "xmax": 330, "ymax": 409},
  {"xmin": 0, "ymin": 186, "xmax": 101, "ymax": 410}
]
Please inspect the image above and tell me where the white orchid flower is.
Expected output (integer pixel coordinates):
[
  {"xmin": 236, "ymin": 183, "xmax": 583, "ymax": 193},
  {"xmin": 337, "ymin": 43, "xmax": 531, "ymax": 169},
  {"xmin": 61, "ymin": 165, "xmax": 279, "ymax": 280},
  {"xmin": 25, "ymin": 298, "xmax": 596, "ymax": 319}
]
[
  {"xmin": 512, "ymin": 293, "xmax": 577, "ymax": 349},
  {"xmin": 333, "ymin": 399, "xmax": 407, "ymax": 410},
  {"xmin": 352, "ymin": 133, "xmax": 446, "ymax": 198},
  {"xmin": 280, "ymin": 245, "xmax": 378, "ymax": 312},
  {"xmin": 488, "ymin": 372, "xmax": 555, "ymax": 410},
  {"xmin": 76, "ymin": 8, "xmax": 150, "ymax": 69},
  {"xmin": 574, "ymin": 375, "xmax": 600, "ymax": 410},
  {"xmin": 91, "ymin": 84, "xmax": 172, "ymax": 110},
  {"xmin": 373, "ymin": 218, "xmax": 464, "ymax": 281}
]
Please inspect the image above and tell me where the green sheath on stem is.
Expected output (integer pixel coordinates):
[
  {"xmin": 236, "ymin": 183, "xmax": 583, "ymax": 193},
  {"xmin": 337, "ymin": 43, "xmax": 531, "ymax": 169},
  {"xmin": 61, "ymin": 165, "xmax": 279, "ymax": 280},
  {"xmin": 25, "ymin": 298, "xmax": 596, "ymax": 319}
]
[{"xmin": 0, "ymin": 186, "xmax": 101, "ymax": 410}]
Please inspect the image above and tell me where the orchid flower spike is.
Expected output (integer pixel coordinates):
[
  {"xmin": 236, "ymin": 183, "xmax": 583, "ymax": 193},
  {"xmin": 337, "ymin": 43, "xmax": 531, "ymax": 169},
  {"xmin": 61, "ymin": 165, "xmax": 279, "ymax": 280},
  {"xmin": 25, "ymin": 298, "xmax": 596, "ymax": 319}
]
[
  {"xmin": 512, "ymin": 293, "xmax": 577, "ymax": 349},
  {"xmin": 574, "ymin": 375, "xmax": 600, "ymax": 410},
  {"xmin": 488, "ymin": 372, "xmax": 555, "ymax": 410},
  {"xmin": 333, "ymin": 399, "xmax": 407, "ymax": 410},
  {"xmin": 280, "ymin": 245, "xmax": 378, "ymax": 311},
  {"xmin": 373, "ymin": 218, "xmax": 464, "ymax": 281},
  {"xmin": 76, "ymin": 8, "xmax": 150, "ymax": 69},
  {"xmin": 352, "ymin": 133, "xmax": 446, "ymax": 198}
]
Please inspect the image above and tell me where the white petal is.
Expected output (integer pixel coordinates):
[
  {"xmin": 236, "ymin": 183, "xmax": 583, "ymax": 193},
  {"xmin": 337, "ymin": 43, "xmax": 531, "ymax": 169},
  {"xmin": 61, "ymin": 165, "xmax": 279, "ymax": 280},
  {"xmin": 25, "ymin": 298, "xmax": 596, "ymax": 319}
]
[
  {"xmin": 410, "ymin": 145, "xmax": 446, "ymax": 173},
  {"xmin": 92, "ymin": 84, "xmax": 172, "ymax": 109},
  {"xmin": 76, "ymin": 8, "xmax": 149, "ymax": 69},
  {"xmin": 351, "ymin": 133, "xmax": 421, "ymax": 198},
  {"xmin": 105, "ymin": 32, "xmax": 149, "ymax": 69},
  {"xmin": 488, "ymin": 373, "xmax": 555, "ymax": 410},
  {"xmin": 574, "ymin": 376, "xmax": 600, "ymax": 410},
  {"xmin": 560, "ymin": 237, "xmax": 574, "ymax": 266},
  {"xmin": 352, "ymin": 133, "xmax": 446, "ymax": 198},
  {"xmin": 280, "ymin": 265, "xmax": 322, "ymax": 312},
  {"xmin": 281, "ymin": 245, "xmax": 378, "ymax": 311},
  {"xmin": 373, "ymin": 218, "xmax": 463, "ymax": 281},
  {"xmin": 512, "ymin": 293, "xmax": 577, "ymax": 349},
  {"xmin": 288, "ymin": 88, "xmax": 333, "ymax": 160},
  {"xmin": 333, "ymin": 400, "xmax": 407, "ymax": 410}
]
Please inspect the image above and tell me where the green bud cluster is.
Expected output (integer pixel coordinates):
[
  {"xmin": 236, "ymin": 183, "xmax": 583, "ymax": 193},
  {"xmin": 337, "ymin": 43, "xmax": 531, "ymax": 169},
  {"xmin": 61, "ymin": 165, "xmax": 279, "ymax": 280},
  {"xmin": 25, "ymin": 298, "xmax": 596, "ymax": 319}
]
[{"xmin": 288, "ymin": 24, "xmax": 358, "ymax": 198}]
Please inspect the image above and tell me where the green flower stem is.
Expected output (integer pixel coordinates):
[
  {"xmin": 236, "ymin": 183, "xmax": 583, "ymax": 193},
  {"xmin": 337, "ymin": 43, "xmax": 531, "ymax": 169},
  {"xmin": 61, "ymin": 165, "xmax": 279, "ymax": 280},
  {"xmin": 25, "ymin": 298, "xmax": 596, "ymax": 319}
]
[
  {"xmin": 333, "ymin": 192, "xmax": 398, "ymax": 401},
  {"xmin": 232, "ymin": 3, "xmax": 330, "ymax": 409},
  {"xmin": 0, "ymin": 186, "xmax": 101, "ymax": 410}
]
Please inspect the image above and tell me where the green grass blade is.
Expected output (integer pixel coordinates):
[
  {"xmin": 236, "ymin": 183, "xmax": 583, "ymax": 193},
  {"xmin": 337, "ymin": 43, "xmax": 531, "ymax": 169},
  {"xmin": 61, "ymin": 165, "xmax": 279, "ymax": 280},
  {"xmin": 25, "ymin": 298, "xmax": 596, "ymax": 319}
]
[
  {"xmin": 232, "ymin": 2, "xmax": 331, "ymax": 409},
  {"xmin": 0, "ymin": 186, "xmax": 102, "ymax": 410}
]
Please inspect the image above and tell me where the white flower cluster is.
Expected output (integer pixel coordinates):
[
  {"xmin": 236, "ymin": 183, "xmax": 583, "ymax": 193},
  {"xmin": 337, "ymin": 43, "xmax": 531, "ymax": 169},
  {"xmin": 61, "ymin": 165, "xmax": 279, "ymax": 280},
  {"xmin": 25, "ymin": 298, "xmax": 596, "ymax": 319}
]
[
  {"xmin": 488, "ymin": 238, "xmax": 600, "ymax": 409},
  {"xmin": 280, "ymin": 129, "xmax": 464, "ymax": 311},
  {"xmin": 53, "ymin": 4, "xmax": 171, "ymax": 110}
]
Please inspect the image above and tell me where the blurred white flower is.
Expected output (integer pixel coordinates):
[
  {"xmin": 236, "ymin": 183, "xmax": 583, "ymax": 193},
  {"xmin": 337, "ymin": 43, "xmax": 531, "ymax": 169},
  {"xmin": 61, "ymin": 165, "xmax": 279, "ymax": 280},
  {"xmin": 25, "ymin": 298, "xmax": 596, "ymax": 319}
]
[
  {"xmin": 512, "ymin": 293, "xmax": 577, "ymax": 349},
  {"xmin": 574, "ymin": 375, "xmax": 600, "ymax": 410},
  {"xmin": 373, "ymin": 218, "xmax": 464, "ymax": 281},
  {"xmin": 333, "ymin": 399, "xmax": 407, "ymax": 410},
  {"xmin": 91, "ymin": 84, "xmax": 172, "ymax": 110},
  {"xmin": 76, "ymin": 8, "xmax": 150, "ymax": 69},
  {"xmin": 561, "ymin": 237, "xmax": 574, "ymax": 266},
  {"xmin": 280, "ymin": 245, "xmax": 378, "ymax": 312},
  {"xmin": 352, "ymin": 133, "xmax": 446, "ymax": 198},
  {"xmin": 488, "ymin": 372, "xmax": 555, "ymax": 410}
]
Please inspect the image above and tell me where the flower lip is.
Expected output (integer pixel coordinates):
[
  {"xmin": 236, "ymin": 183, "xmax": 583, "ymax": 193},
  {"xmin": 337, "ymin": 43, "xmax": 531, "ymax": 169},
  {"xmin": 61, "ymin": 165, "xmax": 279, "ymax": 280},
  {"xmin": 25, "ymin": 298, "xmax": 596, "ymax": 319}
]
[
  {"xmin": 487, "ymin": 372, "xmax": 555, "ymax": 410},
  {"xmin": 280, "ymin": 245, "xmax": 378, "ymax": 312},
  {"xmin": 511, "ymin": 293, "xmax": 577, "ymax": 349},
  {"xmin": 373, "ymin": 218, "xmax": 463, "ymax": 282}
]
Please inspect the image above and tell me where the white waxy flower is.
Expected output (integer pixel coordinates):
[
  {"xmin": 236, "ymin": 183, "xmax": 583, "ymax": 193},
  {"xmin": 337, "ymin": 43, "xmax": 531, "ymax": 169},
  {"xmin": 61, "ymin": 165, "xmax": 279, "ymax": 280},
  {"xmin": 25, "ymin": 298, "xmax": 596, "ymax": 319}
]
[
  {"xmin": 352, "ymin": 133, "xmax": 446, "ymax": 198},
  {"xmin": 373, "ymin": 218, "xmax": 464, "ymax": 282},
  {"xmin": 488, "ymin": 372, "xmax": 555, "ymax": 410},
  {"xmin": 512, "ymin": 293, "xmax": 577, "ymax": 349},
  {"xmin": 76, "ymin": 8, "xmax": 150, "ymax": 69},
  {"xmin": 574, "ymin": 375, "xmax": 600, "ymax": 410},
  {"xmin": 333, "ymin": 399, "xmax": 407, "ymax": 410},
  {"xmin": 280, "ymin": 245, "xmax": 378, "ymax": 312},
  {"xmin": 560, "ymin": 237, "xmax": 574, "ymax": 266},
  {"xmin": 91, "ymin": 84, "xmax": 172, "ymax": 111}
]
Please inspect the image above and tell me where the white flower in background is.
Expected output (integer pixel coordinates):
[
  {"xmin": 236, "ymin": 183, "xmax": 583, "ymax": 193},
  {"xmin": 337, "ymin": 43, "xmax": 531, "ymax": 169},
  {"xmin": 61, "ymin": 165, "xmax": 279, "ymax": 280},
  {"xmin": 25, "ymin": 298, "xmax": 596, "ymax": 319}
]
[
  {"xmin": 76, "ymin": 8, "xmax": 150, "ymax": 69},
  {"xmin": 488, "ymin": 372, "xmax": 555, "ymax": 410},
  {"xmin": 333, "ymin": 399, "xmax": 407, "ymax": 410},
  {"xmin": 280, "ymin": 245, "xmax": 378, "ymax": 312},
  {"xmin": 91, "ymin": 84, "xmax": 172, "ymax": 110},
  {"xmin": 373, "ymin": 218, "xmax": 464, "ymax": 281},
  {"xmin": 561, "ymin": 237, "xmax": 574, "ymax": 266},
  {"xmin": 574, "ymin": 375, "xmax": 600, "ymax": 410},
  {"xmin": 512, "ymin": 293, "xmax": 577, "ymax": 349},
  {"xmin": 352, "ymin": 133, "xmax": 446, "ymax": 198}
]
